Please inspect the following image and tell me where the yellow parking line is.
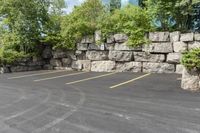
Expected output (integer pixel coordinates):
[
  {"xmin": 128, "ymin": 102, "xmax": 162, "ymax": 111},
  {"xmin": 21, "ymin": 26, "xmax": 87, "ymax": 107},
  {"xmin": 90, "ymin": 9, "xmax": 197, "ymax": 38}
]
[
  {"xmin": 110, "ymin": 73, "xmax": 151, "ymax": 89},
  {"xmin": 8, "ymin": 70, "xmax": 68, "ymax": 79},
  {"xmin": 66, "ymin": 72, "xmax": 117, "ymax": 85},
  {"xmin": 34, "ymin": 71, "xmax": 88, "ymax": 82}
]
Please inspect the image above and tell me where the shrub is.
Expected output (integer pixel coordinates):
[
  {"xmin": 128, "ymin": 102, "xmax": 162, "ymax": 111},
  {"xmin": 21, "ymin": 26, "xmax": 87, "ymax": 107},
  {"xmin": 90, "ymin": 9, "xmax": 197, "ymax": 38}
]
[
  {"xmin": 97, "ymin": 5, "xmax": 152, "ymax": 47},
  {"xmin": 0, "ymin": 48, "xmax": 29, "ymax": 65},
  {"xmin": 59, "ymin": 0, "xmax": 104, "ymax": 49},
  {"xmin": 181, "ymin": 48, "xmax": 200, "ymax": 71}
]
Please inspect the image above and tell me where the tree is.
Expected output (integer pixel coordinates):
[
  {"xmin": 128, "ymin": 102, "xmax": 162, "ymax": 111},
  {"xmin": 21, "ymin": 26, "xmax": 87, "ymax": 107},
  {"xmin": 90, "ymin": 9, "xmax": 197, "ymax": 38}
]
[
  {"xmin": 59, "ymin": 0, "xmax": 104, "ymax": 49},
  {"xmin": 144, "ymin": 0, "xmax": 200, "ymax": 31},
  {"xmin": 110, "ymin": 0, "xmax": 121, "ymax": 12},
  {"xmin": 0, "ymin": 0, "xmax": 65, "ymax": 64}
]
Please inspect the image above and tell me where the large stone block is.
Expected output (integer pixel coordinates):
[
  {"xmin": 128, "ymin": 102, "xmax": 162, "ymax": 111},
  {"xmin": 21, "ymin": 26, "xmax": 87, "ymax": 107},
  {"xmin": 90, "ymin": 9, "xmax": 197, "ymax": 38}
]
[
  {"xmin": 109, "ymin": 51, "xmax": 133, "ymax": 62},
  {"xmin": 170, "ymin": 31, "xmax": 180, "ymax": 42},
  {"xmin": 143, "ymin": 43, "xmax": 173, "ymax": 53},
  {"xmin": 66, "ymin": 51, "xmax": 76, "ymax": 60},
  {"xmin": 180, "ymin": 33, "xmax": 194, "ymax": 42},
  {"xmin": 42, "ymin": 46, "xmax": 52, "ymax": 59},
  {"xmin": 53, "ymin": 49, "xmax": 67, "ymax": 59},
  {"xmin": 114, "ymin": 43, "xmax": 141, "ymax": 51},
  {"xmin": 81, "ymin": 35, "xmax": 95, "ymax": 44},
  {"xmin": 173, "ymin": 41, "xmax": 188, "ymax": 53},
  {"xmin": 0, "ymin": 67, "xmax": 10, "ymax": 73},
  {"xmin": 106, "ymin": 35, "xmax": 115, "ymax": 44},
  {"xmin": 143, "ymin": 62, "xmax": 175, "ymax": 73},
  {"xmin": 72, "ymin": 60, "xmax": 91, "ymax": 71},
  {"xmin": 91, "ymin": 61, "xmax": 116, "ymax": 72},
  {"xmin": 95, "ymin": 31, "xmax": 101, "ymax": 42},
  {"xmin": 116, "ymin": 62, "xmax": 142, "ymax": 72},
  {"xmin": 194, "ymin": 33, "xmax": 200, "ymax": 41},
  {"xmin": 134, "ymin": 52, "xmax": 165, "ymax": 62},
  {"xmin": 61, "ymin": 58, "xmax": 72, "ymax": 67},
  {"xmin": 105, "ymin": 43, "xmax": 115, "ymax": 50},
  {"xmin": 181, "ymin": 68, "xmax": 200, "ymax": 91},
  {"xmin": 88, "ymin": 43, "xmax": 105, "ymax": 50},
  {"xmin": 188, "ymin": 41, "xmax": 200, "ymax": 50},
  {"xmin": 176, "ymin": 64, "xmax": 184, "ymax": 74},
  {"xmin": 50, "ymin": 59, "xmax": 62, "ymax": 67},
  {"xmin": 114, "ymin": 34, "xmax": 128, "ymax": 43},
  {"xmin": 149, "ymin": 32, "xmax": 170, "ymax": 42},
  {"xmin": 75, "ymin": 50, "xmax": 86, "ymax": 60},
  {"xmin": 10, "ymin": 66, "xmax": 29, "ymax": 72},
  {"xmin": 167, "ymin": 53, "xmax": 182, "ymax": 63},
  {"xmin": 86, "ymin": 51, "xmax": 108, "ymax": 61},
  {"xmin": 77, "ymin": 43, "xmax": 88, "ymax": 51}
]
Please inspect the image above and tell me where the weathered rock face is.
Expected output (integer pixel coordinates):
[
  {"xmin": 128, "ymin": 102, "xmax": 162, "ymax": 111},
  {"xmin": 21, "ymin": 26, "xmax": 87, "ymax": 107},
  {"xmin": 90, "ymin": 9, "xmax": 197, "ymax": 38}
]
[
  {"xmin": 143, "ymin": 62, "xmax": 175, "ymax": 73},
  {"xmin": 149, "ymin": 32, "xmax": 170, "ymax": 42},
  {"xmin": 109, "ymin": 51, "xmax": 133, "ymax": 62},
  {"xmin": 134, "ymin": 52, "xmax": 165, "ymax": 62},
  {"xmin": 50, "ymin": 59, "xmax": 62, "ymax": 67},
  {"xmin": 176, "ymin": 64, "xmax": 184, "ymax": 74},
  {"xmin": 181, "ymin": 68, "xmax": 200, "ymax": 91},
  {"xmin": 10, "ymin": 66, "xmax": 28, "ymax": 72},
  {"xmin": 170, "ymin": 31, "xmax": 180, "ymax": 42},
  {"xmin": 114, "ymin": 43, "xmax": 141, "ymax": 51},
  {"xmin": 75, "ymin": 50, "xmax": 86, "ymax": 60},
  {"xmin": 86, "ymin": 51, "xmax": 108, "ymax": 61},
  {"xmin": 167, "ymin": 53, "xmax": 182, "ymax": 63},
  {"xmin": 72, "ymin": 60, "xmax": 91, "ymax": 71},
  {"xmin": 95, "ymin": 31, "xmax": 101, "ymax": 42},
  {"xmin": 180, "ymin": 33, "xmax": 194, "ymax": 42},
  {"xmin": 0, "ymin": 67, "xmax": 10, "ymax": 73},
  {"xmin": 116, "ymin": 62, "xmax": 142, "ymax": 72},
  {"xmin": 173, "ymin": 42, "xmax": 188, "ymax": 53},
  {"xmin": 81, "ymin": 35, "xmax": 94, "ymax": 44},
  {"xmin": 43, "ymin": 64, "xmax": 54, "ymax": 70},
  {"xmin": 107, "ymin": 34, "xmax": 115, "ymax": 44},
  {"xmin": 53, "ymin": 49, "xmax": 67, "ymax": 59},
  {"xmin": 194, "ymin": 33, "xmax": 200, "ymax": 41},
  {"xmin": 88, "ymin": 44, "xmax": 105, "ymax": 50},
  {"xmin": 42, "ymin": 46, "xmax": 52, "ymax": 59},
  {"xmin": 105, "ymin": 43, "xmax": 115, "ymax": 51},
  {"xmin": 77, "ymin": 43, "xmax": 88, "ymax": 51},
  {"xmin": 188, "ymin": 41, "xmax": 200, "ymax": 50},
  {"xmin": 91, "ymin": 61, "xmax": 116, "ymax": 72},
  {"xmin": 114, "ymin": 34, "xmax": 128, "ymax": 43},
  {"xmin": 143, "ymin": 43, "xmax": 173, "ymax": 53},
  {"xmin": 62, "ymin": 58, "xmax": 72, "ymax": 67}
]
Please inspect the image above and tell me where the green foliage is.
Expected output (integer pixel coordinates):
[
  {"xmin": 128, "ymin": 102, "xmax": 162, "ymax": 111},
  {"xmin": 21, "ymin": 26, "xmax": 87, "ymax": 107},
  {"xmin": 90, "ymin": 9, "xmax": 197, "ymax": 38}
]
[
  {"xmin": 181, "ymin": 48, "xmax": 200, "ymax": 71},
  {"xmin": 144, "ymin": 0, "xmax": 199, "ymax": 31},
  {"xmin": 0, "ymin": 0, "xmax": 65, "ymax": 64},
  {"xmin": 0, "ymin": 48, "xmax": 29, "ymax": 65},
  {"xmin": 59, "ymin": 0, "xmax": 104, "ymax": 49},
  {"xmin": 110, "ymin": 0, "xmax": 121, "ymax": 12},
  {"xmin": 98, "ymin": 5, "xmax": 152, "ymax": 47}
]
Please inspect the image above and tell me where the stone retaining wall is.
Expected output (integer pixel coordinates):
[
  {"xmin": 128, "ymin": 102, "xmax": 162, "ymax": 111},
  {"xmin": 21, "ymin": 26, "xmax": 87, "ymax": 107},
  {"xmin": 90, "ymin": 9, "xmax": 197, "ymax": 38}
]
[
  {"xmin": 57, "ymin": 31, "xmax": 199, "ymax": 73},
  {"xmin": 1, "ymin": 32, "xmax": 200, "ymax": 74}
]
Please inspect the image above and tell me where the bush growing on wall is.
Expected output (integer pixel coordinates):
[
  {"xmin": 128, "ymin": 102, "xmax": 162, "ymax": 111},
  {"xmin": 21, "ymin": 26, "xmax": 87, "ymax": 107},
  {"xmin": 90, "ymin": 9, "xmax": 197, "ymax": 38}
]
[
  {"xmin": 181, "ymin": 48, "xmax": 200, "ymax": 72},
  {"xmin": 98, "ymin": 5, "xmax": 152, "ymax": 47}
]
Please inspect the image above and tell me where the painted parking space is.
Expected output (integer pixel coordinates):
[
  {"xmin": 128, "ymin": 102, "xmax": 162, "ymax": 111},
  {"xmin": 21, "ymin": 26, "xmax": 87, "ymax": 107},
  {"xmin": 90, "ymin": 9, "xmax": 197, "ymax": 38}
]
[
  {"xmin": 7, "ymin": 70, "xmax": 69, "ymax": 79},
  {"xmin": 0, "ymin": 70, "xmax": 200, "ymax": 133}
]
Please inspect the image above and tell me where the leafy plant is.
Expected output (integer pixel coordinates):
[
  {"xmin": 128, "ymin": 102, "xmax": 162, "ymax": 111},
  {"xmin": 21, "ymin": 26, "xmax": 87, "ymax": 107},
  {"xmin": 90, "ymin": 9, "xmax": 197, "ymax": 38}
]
[
  {"xmin": 144, "ymin": 0, "xmax": 200, "ymax": 31},
  {"xmin": 98, "ymin": 5, "xmax": 152, "ymax": 47},
  {"xmin": 59, "ymin": 0, "xmax": 104, "ymax": 49},
  {"xmin": 181, "ymin": 48, "xmax": 200, "ymax": 72}
]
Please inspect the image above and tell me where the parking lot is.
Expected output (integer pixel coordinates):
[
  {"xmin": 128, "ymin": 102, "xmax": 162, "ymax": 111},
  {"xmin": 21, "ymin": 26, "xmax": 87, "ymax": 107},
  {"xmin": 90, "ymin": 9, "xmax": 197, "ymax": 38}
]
[{"xmin": 0, "ymin": 70, "xmax": 200, "ymax": 133}]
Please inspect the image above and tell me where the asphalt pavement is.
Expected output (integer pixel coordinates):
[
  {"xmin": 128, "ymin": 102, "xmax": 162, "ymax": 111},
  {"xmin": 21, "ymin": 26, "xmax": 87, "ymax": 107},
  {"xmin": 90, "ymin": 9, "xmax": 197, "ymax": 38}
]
[{"xmin": 0, "ymin": 70, "xmax": 200, "ymax": 133}]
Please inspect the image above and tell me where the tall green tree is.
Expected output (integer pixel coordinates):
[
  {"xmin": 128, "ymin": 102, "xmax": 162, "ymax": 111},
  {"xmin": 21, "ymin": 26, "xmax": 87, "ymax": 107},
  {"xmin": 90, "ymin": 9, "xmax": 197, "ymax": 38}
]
[
  {"xmin": 59, "ymin": 0, "xmax": 104, "ymax": 49},
  {"xmin": 110, "ymin": 0, "xmax": 121, "ymax": 12}
]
